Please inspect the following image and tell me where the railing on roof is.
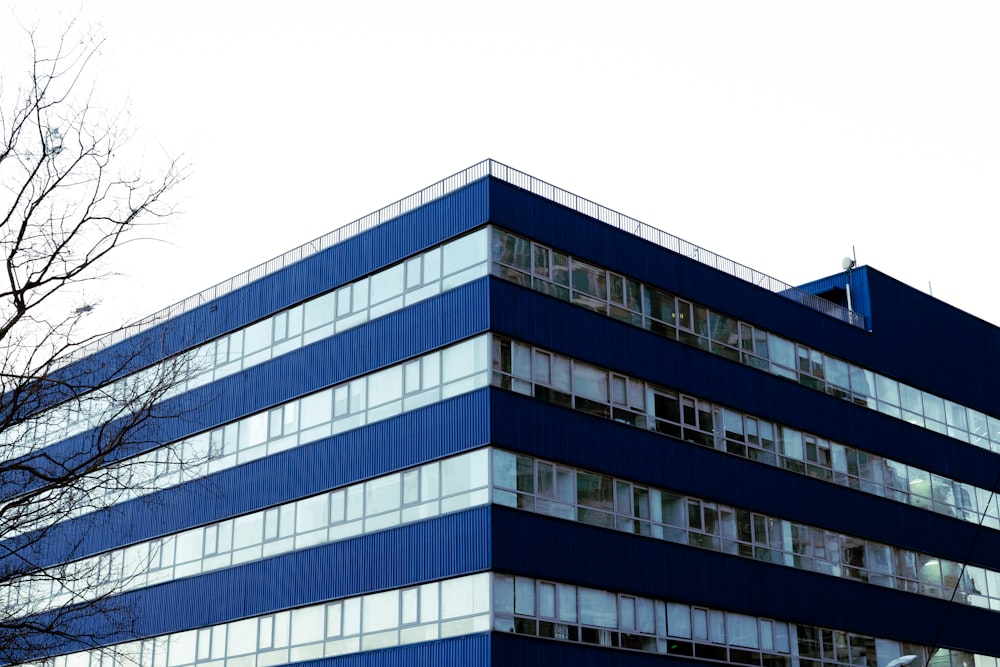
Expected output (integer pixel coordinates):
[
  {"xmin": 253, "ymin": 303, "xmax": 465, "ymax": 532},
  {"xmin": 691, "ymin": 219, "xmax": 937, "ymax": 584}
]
[
  {"xmin": 485, "ymin": 161, "xmax": 864, "ymax": 329},
  {"xmin": 71, "ymin": 159, "xmax": 862, "ymax": 361}
]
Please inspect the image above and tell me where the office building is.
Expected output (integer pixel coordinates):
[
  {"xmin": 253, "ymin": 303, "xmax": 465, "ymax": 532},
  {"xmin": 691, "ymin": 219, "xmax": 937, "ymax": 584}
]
[{"xmin": 6, "ymin": 160, "xmax": 1000, "ymax": 667}]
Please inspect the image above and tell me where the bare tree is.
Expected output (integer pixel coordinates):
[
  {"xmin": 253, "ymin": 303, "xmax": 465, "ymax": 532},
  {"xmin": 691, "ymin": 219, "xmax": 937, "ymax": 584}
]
[{"xmin": 0, "ymin": 21, "xmax": 190, "ymax": 664}]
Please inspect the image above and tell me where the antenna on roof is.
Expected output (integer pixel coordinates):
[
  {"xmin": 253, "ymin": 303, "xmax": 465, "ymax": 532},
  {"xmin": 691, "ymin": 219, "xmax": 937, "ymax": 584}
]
[{"xmin": 842, "ymin": 255, "xmax": 855, "ymax": 313}]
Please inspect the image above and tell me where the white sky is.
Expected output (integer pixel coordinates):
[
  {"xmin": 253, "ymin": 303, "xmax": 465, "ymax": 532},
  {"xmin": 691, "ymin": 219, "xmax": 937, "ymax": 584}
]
[{"xmin": 3, "ymin": 1, "xmax": 999, "ymax": 331}]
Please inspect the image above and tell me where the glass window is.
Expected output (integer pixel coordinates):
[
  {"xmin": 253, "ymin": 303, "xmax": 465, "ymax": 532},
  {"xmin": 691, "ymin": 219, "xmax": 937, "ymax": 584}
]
[
  {"xmin": 493, "ymin": 450, "xmax": 517, "ymax": 490},
  {"xmin": 666, "ymin": 603, "xmax": 691, "ymax": 638},
  {"xmin": 300, "ymin": 390, "xmax": 333, "ymax": 429},
  {"xmin": 243, "ymin": 320, "xmax": 272, "ymax": 355},
  {"xmin": 644, "ymin": 286, "xmax": 676, "ymax": 325},
  {"xmin": 572, "ymin": 362, "xmax": 609, "ymax": 403},
  {"xmin": 492, "ymin": 230, "xmax": 531, "ymax": 270},
  {"xmin": 405, "ymin": 257, "xmax": 422, "ymax": 290},
  {"xmin": 559, "ymin": 584, "xmax": 578, "ymax": 622},
  {"xmin": 781, "ymin": 427, "xmax": 804, "ymax": 460},
  {"xmin": 494, "ymin": 575, "xmax": 514, "ymax": 614},
  {"xmin": 366, "ymin": 474, "xmax": 401, "ymax": 515},
  {"xmin": 538, "ymin": 582, "xmax": 556, "ymax": 618},
  {"xmin": 295, "ymin": 495, "xmax": 328, "ymax": 533},
  {"xmin": 444, "ymin": 228, "xmax": 488, "ymax": 275},
  {"xmin": 304, "ymin": 292, "xmax": 336, "ymax": 331},
  {"xmin": 514, "ymin": 576, "xmax": 535, "ymax": 615},
  {"xmin": 227, "ymin": 618, "xmax": 258, "ymax": 656},
  {"xmin": 577, "ymin": 472, "xmax": 614, "ymax": 511},
  {"xmin": 233, "ymin": 514, "xmax": 263, "ymax": 550},
  {"xmin": 370, "ymin": 264, "xmax": 405, "ymax": 305},
  {"xmin": 876, "ymin": 376, "xmax": 901, "ymax": 406},
  {"xmin": 767, "ymin": 335, "xmax": 795, "ymax": 369},
  {"xmin": 440, "ymin": 573, "xmax": 490, "ymax": 619},
  {"xmin": 442, "ymin": 450, "xmax": 487, "ymax": 496},
  {"xmin": 368, "ymin": 366, "xmax": 403, "ymax": 407},
  {"xmin": 571, "ymin": 259, "xmax": 607, "ymax": 299},
  {"xmin": 442, "ymin": 337, "xmax": 485, "ymax": 383},
  {"xmin": 579, "ymin": 588, "xmax": 618, "ymax": 628},
  {"xmin": 363, "ymin": 590, "xmax": 399, "ymax": 633},
  {"xmin": 326, "ymin": 603, "xmax": 343, "ymax": 638},
  {"xmin": 290, "ymin": 606, "xmax": 324, "ymax": 645},
  {"xmin": 923, "ymin": 393, "xmax": 946, "ymax": 423}
]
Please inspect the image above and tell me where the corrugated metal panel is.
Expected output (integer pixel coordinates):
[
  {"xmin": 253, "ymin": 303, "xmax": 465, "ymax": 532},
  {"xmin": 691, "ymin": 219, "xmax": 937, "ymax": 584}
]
[
  {"xmin": 857, "ymin": 267, "xmax": 1000, "ymax": 412},
  {"xmin": 51, "ymin": 180, "xmax": 490, "ymax": 385},
  {"xmin": 6, "ymin": 277, "xmax": 489, "ymax": 524},
  {"xmin": 490, "ymin": 507, "xmax": 1000, "ymax": 658},
  {"xmin": 30, "ymin": 507, "xmax": 491, "ymax": 645},
  {"xmin": 293, "ymin": 634, "xmax": 490, "ymax": 667},
  {"xmin": 487, "ymin": 278, "xmax": 998, "ymax": 495},
  {"xmin": 17, "ymin": 389, "xmax": 490, "ymax": 565},
  {"xmin": 157, "ymin": 276, "xmax": 489, "ymax": 444},
  {"xmin": 2, "ymin": 279, "xmax": 491, "ymax": 566},
  {"xmin": 487, "ymin": 390, "xmax": 1000, "ymax": 570},
  {"xmin": 487, "ymin": 179, "xmax": 1000, "ymax": 414},
  {"xmin": 486, "ymin": 179, "xmax": 870, "ymax": 355},
  {"xmin": 492, "ymin": 632, "xmax": 677, "ymax": 667}
]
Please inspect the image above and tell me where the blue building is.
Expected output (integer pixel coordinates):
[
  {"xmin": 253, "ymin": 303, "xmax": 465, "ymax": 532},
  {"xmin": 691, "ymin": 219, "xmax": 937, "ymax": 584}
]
[{"xmin": 7, "ymin": 161, "xmax": 1000, "ymax": 667}]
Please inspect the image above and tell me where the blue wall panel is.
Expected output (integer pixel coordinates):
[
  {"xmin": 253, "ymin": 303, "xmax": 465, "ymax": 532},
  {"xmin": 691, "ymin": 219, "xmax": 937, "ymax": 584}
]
[
  {"xmin": 28, "ymin": 507, "xmax": 491, "ymax": 652},
  {"xmin": 14, "ymin": 174, "xmax": 1000, "ymax": 665},
  {"xmin": 297, "ymin": 634, "xmax": 490, "ymax": 667},
  {"xmin": 2, "ymin": 276, "xmax": 488, "ymax": 511},
  {"xmin": 486, "ymin": 179, "xmax": 1000, "ymax": 415},
  {"xmin": 488, "ymin": 389, "xmax": 1000, "ymax": 573},
  {"xmin": 12, "ymin": 389, "xmax": 490, "ymax": 567},
  {"xmin": 491, "ymin": 507, "xmax": 1000, "ymax": 657},
  {"xmin": 53, "ymin": 180, "xmax": 490, "ymax": 387},
  {"xmin": 488, "ymin": 278, "xmax": 998, "ymax": 494},
  {"xmin": 492, "ymin": 633, "xmax": 716, "ymax": 667}
]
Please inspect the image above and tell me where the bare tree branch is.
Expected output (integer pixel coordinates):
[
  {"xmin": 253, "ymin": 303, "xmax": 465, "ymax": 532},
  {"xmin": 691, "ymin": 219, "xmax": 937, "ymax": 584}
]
[{"xmin": 0, "ymin": 20, "xmax": 193, "ymax": 665}]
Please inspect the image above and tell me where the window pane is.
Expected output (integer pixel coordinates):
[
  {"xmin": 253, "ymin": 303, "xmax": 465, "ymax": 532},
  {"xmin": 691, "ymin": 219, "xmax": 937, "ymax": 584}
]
[
  {"xmin": 572, "ymin": 362, "xmax": 609, "ymax": 403},
  {"xmin": 571, "ymin": 260, "xmax": 607, "ymax": 299},
  {"xmin": 578, "ymin": 588, "xmax": 618, "ymax": 628},
  {"xmin": 290, "ymin": 606, "xmax": 324, "ymax": 645},
  {"xmin": 363, "ymin": 590, "xmax": 399, "ymax": 633}
]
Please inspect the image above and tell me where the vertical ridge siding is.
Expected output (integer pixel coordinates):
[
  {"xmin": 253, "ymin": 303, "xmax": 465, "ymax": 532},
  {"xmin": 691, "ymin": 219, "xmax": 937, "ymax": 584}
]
[
  {"xmin": 492, "ymin": 632, "xmax": 685, "ymax": 667},
  {"xmin": 300, "ymin": 633, "xmax": 490, "ymax": 667},
  {"xmin": 487, "ymin": 278, "xmax": 998, "ymax": 493},
  {"xmin": 53, "ymin": 180, "xmax": 490, "ymax": 384},
  {"xmin": 491, "ymin": 507, "xmax": 999, "ymax": 657},
  {"xmin": 485, "ymin": 179, "xmax": 871, "ymax": 361},
  {"xmin": 488, "ymin": 390, "xmax": 1000, "ymax": 571},
  {"xmin": 16, "ymin": 389, "xmax": 490, "ymax": 566},
  {"xmin": 32, "ymin": 507, "xmax": 492, "ymax": 647},
  {"xmin": 486, "ymin": 179, "xmax": 1000, "ymax": 414},
  {"xmin": 10, "ymin": 277, "xmax": 490, "ymax": 515}
]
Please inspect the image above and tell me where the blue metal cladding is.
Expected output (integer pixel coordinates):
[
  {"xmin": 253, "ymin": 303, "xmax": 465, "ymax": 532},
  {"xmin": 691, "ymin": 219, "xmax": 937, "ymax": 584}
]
[
  {"xmin": 487, "ymin": 277, "xmax": 998, "ymax": 494},
  {"xmin": 12, "ymin": 388, "xmax": 490, "ymax": 568},
  {"xmin": 490, "ymin": 507, "xmax": 1000, "ymax": 657},
  {"xmin": 285, "ymin": 634, "xmax": 490, "ymax": 667},
  {"xmin": 796, "ymin": 269, "xmax": 873, "ymax": 327},
  {"xmin": 486, "ymin": 178, "xmax": 1000, "ymax": 414},
  {"xmin": 1, "ymin": 279, "xmax": 490, "ymax": 567},
  {"xmin": 488, "ymin": 389, "xmax": 1000, "ymax": 576},
  {"xmin": 54, "ymin": 179, "xmax": 491, "ymax": 384},
  {"xmin": 29, "ymin": 507, "xmax": 491, "ymax": 651},
  {"xmin": 14, "ymin": 172, "xmax": 1000, "ymax": 664},
  {"xmin": 493, "ymin": 632, "xmax": 704, "ymax": 667}
]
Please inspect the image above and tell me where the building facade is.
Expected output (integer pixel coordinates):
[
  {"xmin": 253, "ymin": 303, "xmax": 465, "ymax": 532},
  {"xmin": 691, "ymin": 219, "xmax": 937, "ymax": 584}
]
[{"xmin": 5, "ymin": 161, "xmax": 1000, "ymax": 666}]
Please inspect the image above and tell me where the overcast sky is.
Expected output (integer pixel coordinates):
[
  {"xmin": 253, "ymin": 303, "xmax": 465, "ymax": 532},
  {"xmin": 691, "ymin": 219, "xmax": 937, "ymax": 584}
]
[{"xmin": 3, "ymin": 1, "xmax": 999, "ymax": 331}]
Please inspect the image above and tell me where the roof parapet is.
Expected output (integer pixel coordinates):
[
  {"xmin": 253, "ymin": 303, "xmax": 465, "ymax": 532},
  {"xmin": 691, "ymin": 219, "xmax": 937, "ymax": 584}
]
[{"xmin": 68, "ymin": 160, "xmax": 862, "ymax": 363}]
